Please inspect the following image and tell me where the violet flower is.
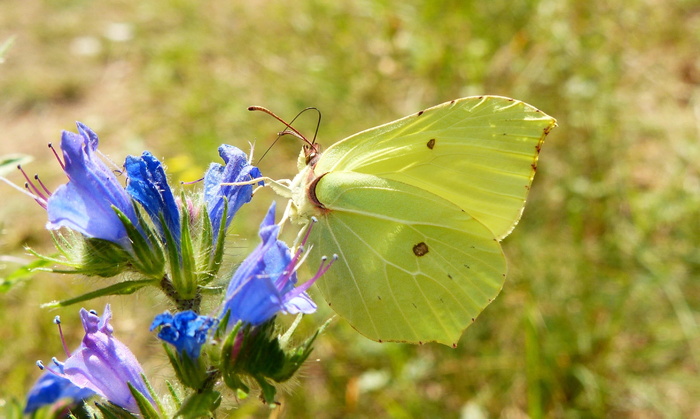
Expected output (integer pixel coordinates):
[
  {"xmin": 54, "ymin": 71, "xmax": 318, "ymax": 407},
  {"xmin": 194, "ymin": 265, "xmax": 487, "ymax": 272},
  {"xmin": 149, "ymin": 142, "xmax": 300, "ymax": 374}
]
[
  {"xmin": 220, "ymin": 202, "xmax": 318, "ymax": 329},
  {"xmin": 46, "ymin": 122, "xmax": 140, "ymax": 249},
  {"xmin": 204, "ymin": 145, "xmax": 262, "ymax": 241},
  {"xmin": 48, "ymin": 304, "xmax": 155, "ymax": 413}
]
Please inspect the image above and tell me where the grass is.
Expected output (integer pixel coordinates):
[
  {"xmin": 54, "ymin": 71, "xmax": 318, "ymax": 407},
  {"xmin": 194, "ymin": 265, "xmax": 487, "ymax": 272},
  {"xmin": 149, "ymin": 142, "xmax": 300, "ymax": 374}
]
[{"xmin": 1, "ymin": 0, "xmax": 699, "ymax": 417}]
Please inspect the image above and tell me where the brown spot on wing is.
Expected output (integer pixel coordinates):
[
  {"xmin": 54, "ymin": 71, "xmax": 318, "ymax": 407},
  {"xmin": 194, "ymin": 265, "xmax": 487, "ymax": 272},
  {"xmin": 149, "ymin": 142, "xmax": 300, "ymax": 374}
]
[
  {"xmin": 427, "ymin": 138, "xmax": 436, "ymax": 149},
  {"xmin": 413, "ymin": 242, "xmax": 429, "ymax": 256}
]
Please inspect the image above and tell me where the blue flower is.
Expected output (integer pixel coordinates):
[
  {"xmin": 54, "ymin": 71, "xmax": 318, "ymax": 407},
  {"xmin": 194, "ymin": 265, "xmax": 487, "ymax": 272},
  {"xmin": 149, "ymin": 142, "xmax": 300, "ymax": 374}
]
[
  {"xmin": 46, "ymin": 122, "xmax": 140, "ymax": 249},
  {"xmin": 50, "ymin": 304, "xmax": 155, "ymax": 413},
  {"xmin": 125, "ymin": 151, "xmax": 180, "ymax": 245},
  {"xmin": 24, "ymin": 371, "xmax": 95, "ymax": 414},
  {"xmin": 221, "ymin": 202, "xmax": 317, "ymax": 329},
  {"xmin": 150, "ymin": 311, "xmax": 217, "ymax": 359},
  {"xmin": 204, "ymin": 145, "xmax": 262, "ymax": 240}
]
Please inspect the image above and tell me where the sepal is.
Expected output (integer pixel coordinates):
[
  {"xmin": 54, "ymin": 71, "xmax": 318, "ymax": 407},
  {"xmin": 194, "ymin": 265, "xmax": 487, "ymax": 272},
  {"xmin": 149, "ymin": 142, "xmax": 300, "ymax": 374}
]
[
  {"xmin": 175, "ymin": 390, "xmax": 221, "ymax": 419},
  {"xmin": 27, "ymin": 232, "xmax": 131, "ymax": 278},
  {"xmin": 162, "ymin": 343, "xmax": 210, "ymax": 390},
  {"xmin": 127, "ymin": 381, "xmax": 162, "ymax": 419},
  {"xmin": 94, "ymin": 402, "xmax": 139, "ymax": 419},
  {"xmin": 219, "ymin": 316, "xmax": 328, "ymax": 404},
  {"xmin": 114, "ymin": 205, "xmax": 165, "ymax": 278}
]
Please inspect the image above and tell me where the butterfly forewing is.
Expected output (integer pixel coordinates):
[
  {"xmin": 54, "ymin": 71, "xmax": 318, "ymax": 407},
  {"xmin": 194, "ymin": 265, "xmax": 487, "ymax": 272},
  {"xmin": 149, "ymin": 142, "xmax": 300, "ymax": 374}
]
[{"xmin": 315, "ymin": 96, "xmax": 556, "ymax": 240}]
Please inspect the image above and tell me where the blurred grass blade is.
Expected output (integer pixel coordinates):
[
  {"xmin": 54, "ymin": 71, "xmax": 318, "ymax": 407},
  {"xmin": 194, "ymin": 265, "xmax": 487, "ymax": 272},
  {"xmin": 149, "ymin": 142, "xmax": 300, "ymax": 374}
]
[
  {"xmin": 0, "ymin": 36, "xmax": 15, "ymax": 62},
  {"xmin": 0, "ymin": 154, "xmax": 33, "ymax": 176},
  {"xmin": 0, "ymin": 258, "xmax": 52, "ymax": 292}
]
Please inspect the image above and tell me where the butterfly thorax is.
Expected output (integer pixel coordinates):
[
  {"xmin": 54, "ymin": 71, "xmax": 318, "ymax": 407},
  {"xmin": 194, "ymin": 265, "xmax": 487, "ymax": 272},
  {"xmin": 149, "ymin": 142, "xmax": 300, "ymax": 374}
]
[{"xmin": 289, "ymin": 158, "xmax": 327, "ymax": 225}]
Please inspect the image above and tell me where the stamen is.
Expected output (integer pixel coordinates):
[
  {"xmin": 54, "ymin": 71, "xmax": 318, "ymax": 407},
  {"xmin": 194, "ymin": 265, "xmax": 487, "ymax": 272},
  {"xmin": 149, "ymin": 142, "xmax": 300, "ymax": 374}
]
[
  {"xmin": 55, "ymin": 315, "xmax": 70, "ymax": 357},
  {"xmin": 35, "ymin": 174, "xmax": 52, "ymax": 196},
  {"xmin": 300, "ymin": 217, "xmax": 317, "ymax": 248},
  {"xmin": 181, "ymin": 177, "xmax": 204, "ymax": 185},
  {"xmin": 23, "ymin": 183, "xmax": 48, "ymax": 209},
  {"xmin": 36, "ymin": 360, "xmax": 45, "ymax": 370},
  {"xmin": 18, "ymin": 165, "xmax": 46, "ymax": 199},
  {"xmin": 284, "ymin": 254, "xmax": 337, "ymax": 300},
  {"xmin": 48, "ymin": 143, "xmax": 65, "ymax": 170},
  {"xmin": 0, "ymin": 175, "xmax": 47, "ymax": 206}
]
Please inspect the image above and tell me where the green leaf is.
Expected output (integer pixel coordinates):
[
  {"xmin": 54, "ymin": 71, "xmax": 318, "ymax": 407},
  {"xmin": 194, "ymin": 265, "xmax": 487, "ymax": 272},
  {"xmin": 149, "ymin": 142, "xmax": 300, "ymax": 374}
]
[
  {"xmin": 0, "ymin": 153, "xmax": 32, "ymax": 176},
  {"xmin": 41, "ymin": 279, "xmax": 157, "ymax": 308}
]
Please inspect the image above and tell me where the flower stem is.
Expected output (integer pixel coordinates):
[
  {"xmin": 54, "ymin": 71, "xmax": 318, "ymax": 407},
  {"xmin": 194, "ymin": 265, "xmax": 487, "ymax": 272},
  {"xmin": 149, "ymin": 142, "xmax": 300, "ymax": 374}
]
[{"xmin": 160, "ymin": 275, "xmax": 202, "ymax": 313}]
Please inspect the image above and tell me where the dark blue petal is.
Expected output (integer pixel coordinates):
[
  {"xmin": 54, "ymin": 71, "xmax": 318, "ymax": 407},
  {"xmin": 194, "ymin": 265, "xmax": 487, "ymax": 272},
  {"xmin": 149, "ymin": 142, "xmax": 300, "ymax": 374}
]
[
  {"xmin": 204, "ymin": 145, "xmax": 263, "ymax": 241},
  {"xmin": 24, "ymin": 372, "xmax": 95, "ymax": 414},
  {"xmin": 151, "ymin": 310, "xmax": 217, "ymax": 359},
  {"xmin": 125, "ymin": 152, "xmax": 180, "ymax": 245}
]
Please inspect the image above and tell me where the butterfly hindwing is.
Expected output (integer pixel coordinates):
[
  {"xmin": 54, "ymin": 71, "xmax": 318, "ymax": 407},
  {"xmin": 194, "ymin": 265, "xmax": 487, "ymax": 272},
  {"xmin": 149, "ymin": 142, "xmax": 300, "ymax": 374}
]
[{"xmin": 311, "ymin": 171, "xmax": 506, "ymax": 345}]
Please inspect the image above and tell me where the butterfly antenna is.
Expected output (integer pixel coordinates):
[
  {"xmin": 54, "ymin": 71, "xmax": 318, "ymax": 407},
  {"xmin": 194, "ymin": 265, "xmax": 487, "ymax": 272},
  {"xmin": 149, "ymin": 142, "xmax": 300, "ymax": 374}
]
[
  {"xmin": 249, "ymin": 106, "xmax": 323, "ymax": 165},
  {"xmin": 256, "ymin": 132, "xmax": 284, "ymax": 165},
  {"xmin": 304, "ymin": 107, "xmax": 322, "ymax": 147},
  {"xmin": 248, "ymin": 106, "xmax": 310, "ymax": 146}
]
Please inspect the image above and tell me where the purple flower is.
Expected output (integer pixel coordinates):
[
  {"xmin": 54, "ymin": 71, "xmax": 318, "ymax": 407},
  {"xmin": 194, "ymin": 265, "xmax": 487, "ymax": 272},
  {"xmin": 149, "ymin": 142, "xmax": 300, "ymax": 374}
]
[
  {"xmin": 150, "ymin": 311, "xmax": 217, "ymax": 359},
  {"xmin": 50, "ymin": 304, "xmax": 155, "ymax": 413},
  {"xmin": 221, "ymin": 202, "xmax": 317, "ymax": 329},
  {"xmin": 204, "ymin": 145, "xmax": 262, "ymax": 240},
  {"xmin": 125, "ymin": 151, "xmax": 180, "ymax": 245},
  {"xmin": 24, "ymin": 371, "xmax": 95, "ymax": 414},
  {"xmin": 46, "ymin": 123, "xmax": 140, "ymax": 249}
]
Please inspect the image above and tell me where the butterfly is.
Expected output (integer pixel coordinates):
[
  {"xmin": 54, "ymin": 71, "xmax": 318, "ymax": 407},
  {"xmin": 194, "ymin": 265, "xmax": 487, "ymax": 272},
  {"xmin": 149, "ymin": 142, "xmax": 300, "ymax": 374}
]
[{"xmin": 269, "ymin": 96, "xmax": 556, "ymax": 347}]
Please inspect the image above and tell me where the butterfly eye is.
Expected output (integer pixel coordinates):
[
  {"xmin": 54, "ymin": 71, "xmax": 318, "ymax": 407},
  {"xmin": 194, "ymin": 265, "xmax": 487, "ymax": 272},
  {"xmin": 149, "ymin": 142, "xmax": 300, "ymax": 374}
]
[{"xmin": 304, "ymin": 144, "xmax": 321, "ymax": 166}]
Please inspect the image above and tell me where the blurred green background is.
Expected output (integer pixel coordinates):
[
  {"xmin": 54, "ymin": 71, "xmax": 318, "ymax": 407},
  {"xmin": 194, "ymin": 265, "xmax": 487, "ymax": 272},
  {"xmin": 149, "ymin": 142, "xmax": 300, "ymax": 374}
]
[{"xmin": 1, "ymin": 0, "xmax": 699, "ymax": 417}]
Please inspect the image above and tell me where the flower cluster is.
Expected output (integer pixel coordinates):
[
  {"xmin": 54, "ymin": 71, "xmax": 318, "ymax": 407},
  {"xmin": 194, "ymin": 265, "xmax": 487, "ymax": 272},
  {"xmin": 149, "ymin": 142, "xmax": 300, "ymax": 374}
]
[{"xmin": 5, "ymin": 123, "xmax": 332, "ymax": 417}]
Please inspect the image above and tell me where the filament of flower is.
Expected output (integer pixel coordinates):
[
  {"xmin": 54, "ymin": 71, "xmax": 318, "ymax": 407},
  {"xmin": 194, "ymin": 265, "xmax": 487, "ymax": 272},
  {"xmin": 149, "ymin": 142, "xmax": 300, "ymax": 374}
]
[{"xmin": 48, "ymin": 143, "xmax": 65, "ymax": 170}]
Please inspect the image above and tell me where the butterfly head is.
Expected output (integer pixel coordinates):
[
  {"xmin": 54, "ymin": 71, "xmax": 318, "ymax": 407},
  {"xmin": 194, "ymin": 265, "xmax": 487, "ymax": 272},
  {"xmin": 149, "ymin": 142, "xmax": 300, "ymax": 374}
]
[{"xmin": 303, "ymin": 142, "xmax": 322, "ymax": 167}]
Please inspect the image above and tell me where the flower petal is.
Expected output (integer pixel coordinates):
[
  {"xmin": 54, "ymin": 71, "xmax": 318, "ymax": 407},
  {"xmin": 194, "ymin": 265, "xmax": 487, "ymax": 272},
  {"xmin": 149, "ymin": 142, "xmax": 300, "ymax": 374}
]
[
  {"xmin": 204, "ymin": 145, "xmax": 262, "ymax": 241},
  {"xmin": 125, "ymin": 151, "xmax": 180, "ymax": 245},
  {"xmin": 46, "ymin": 124, "xmax": 139, "ymax": 248},
  {"xmin": 60, "ymin": 305, "xmax": 154, "ymax": 413}
]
